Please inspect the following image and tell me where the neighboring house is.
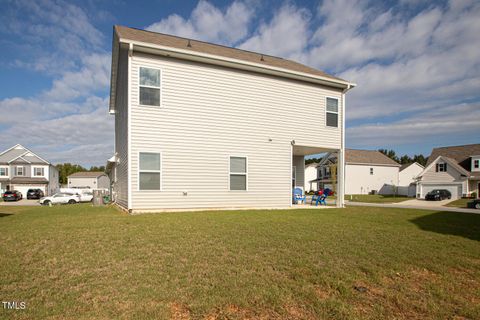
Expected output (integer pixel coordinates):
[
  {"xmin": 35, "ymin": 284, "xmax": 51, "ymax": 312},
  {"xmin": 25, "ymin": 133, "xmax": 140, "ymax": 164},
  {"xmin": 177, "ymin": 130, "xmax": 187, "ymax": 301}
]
[
  {"xmin": 416, "ymin": 144, "xmax": 480, "ymax": 199},
  {"xmin": 304, "ymin": 162, "xmax": 320, "ymax": 192},
  {"xmin": 397, "ymin": 162, "xmax": 424, "ymax": 196},
  {"xmin": 315, "ymin": 149, "xmax": 400, "ymax": 195},
  {"xmin": 0, "ymin": 144, "xmax": 59, "ymax": 196},
  {"xmin": 67, "ymin": 172, "xmax": 110, "ymax": 190},
  {"xmin": 107, "ymin": 25, "xmax": 355, "ymax": 213}
]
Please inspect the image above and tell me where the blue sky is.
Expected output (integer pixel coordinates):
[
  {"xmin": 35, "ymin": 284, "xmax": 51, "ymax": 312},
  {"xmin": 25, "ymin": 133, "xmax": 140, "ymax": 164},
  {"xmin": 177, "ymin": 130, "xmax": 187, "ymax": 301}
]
[{"xmin": 0, "ymin": 0, "xmax": 479, "ymax": 166}]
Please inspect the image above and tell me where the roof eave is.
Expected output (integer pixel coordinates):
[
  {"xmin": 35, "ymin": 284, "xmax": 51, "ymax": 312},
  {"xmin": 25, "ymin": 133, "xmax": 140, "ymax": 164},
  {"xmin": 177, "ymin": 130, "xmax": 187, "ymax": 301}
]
[{"xmin": 119, "ymin": 38, "xmax": 356, "ymax": 90}]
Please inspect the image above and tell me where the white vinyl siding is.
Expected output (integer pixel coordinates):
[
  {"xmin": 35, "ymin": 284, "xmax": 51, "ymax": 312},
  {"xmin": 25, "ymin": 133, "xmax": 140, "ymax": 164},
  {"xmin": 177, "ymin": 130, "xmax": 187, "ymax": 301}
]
[
  {"xmin": 229, "ymin": 156, "xmax": 247, "ymax": 191},
  {"xmin": 326, "ymin": 97, "xmax": 339, "ymax": 128},
  {"xmin": 128, "ymin": 53, "xmax": 343, "ymax": 211}
]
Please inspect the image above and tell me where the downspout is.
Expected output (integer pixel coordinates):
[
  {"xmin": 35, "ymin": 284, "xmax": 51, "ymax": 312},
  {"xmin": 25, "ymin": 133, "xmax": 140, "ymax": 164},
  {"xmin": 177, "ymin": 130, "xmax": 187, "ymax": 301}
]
[{"xmin": 338, "ymin": 84, "xmax": 354, "ymax": 207}]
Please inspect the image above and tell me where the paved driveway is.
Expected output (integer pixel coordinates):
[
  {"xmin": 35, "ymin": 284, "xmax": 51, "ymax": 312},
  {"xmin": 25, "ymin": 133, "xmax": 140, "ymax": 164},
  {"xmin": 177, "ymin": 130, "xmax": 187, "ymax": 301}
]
[
  {"xmin": 347, "ymin": 201, "xmax": 479, "ymax": 214},
  {"xmin": 0, "ymin": 199, "xmax": 40, "ymax": 206},
  {"xmin": 400, "ymin": 198, "xmax": 452, "ymax": 207}
]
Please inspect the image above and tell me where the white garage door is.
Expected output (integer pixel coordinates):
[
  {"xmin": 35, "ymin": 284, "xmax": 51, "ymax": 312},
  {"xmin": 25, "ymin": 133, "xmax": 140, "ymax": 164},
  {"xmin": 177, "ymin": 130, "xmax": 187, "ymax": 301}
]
[
  {"xmin": 12, "ymin": 185, "xmax": 46, "ymax": 198},
  {"xmin": 421, "ymin": 184, "xmax": 461, "ymax": 199}
]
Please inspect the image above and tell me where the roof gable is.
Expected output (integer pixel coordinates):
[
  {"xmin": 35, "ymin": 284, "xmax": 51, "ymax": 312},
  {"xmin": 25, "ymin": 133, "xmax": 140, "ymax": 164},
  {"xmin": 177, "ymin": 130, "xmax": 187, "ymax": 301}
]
[
  {"xmin": 426, "ymin": 143, "xmax": 480, "ymax": 172},
  {"xmin": 0, "ymin": 145, "xmax": 50, "ymax": 164},
  {"xmin": 419, "ymin": 155, "xmax": 470, "ymax": 178}
]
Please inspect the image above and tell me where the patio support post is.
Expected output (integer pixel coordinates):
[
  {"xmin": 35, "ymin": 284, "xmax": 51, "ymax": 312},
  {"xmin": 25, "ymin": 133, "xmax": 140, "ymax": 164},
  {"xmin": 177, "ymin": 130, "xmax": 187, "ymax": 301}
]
[{"xmin": 337, "ymin": 148, "xmax": 345, "ymax": 207}]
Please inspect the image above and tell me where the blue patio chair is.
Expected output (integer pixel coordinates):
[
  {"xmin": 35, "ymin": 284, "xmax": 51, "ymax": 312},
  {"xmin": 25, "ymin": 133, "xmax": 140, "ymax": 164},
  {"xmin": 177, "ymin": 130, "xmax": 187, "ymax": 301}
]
[
  {"xmin": 293, "ymin": 188, "xmax": 307, "ymax": 204},
  {"xmin": 311, "ymin": 188, "xmax": 331, "ymax": 206}
]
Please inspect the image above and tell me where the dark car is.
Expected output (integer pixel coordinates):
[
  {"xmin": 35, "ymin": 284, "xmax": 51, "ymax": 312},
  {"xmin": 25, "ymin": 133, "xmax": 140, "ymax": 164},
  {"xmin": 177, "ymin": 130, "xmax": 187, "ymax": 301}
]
[
  {"xmin": 27, "ymin": 189, "xmax": 44, "ymax": 200},
  {"xmin": 2, "ymin": 190, "xmax": 23, "ymax": 201},
  {"xmin": 467, "ymin": 199, "xmax": 480, "ymax": 209},
  {"xmin": 425, "ymin": 189, "xmax": 452, "ymax": 201}
]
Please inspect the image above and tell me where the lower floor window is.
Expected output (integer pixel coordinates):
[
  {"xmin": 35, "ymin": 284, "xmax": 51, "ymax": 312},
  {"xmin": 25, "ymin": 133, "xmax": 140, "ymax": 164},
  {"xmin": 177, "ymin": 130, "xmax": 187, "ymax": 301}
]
[
  {"xmin": 139, "ymin": 152, "xmax": 161, "ymax": 190},
  {"xmin": 230, "ymin": 156, "xmax": 247, "ymax": 190}
]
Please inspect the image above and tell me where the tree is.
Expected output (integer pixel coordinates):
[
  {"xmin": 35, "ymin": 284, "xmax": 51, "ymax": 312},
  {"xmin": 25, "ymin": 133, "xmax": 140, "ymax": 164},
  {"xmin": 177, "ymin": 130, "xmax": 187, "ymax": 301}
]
[
  {"xmin": 413, "ymin": 154, "xmax": 428, "ymax": 166},
  {"xmin": 55, "ymin": 163, "xmax": 87, "ymax": 185},
  {"xmin": 89, "ymin": 165, "xmax": 106, "ymax": 172},
  {"xmin": 399, "ymin": 155, "xmax": 413, "ymax": 165}
]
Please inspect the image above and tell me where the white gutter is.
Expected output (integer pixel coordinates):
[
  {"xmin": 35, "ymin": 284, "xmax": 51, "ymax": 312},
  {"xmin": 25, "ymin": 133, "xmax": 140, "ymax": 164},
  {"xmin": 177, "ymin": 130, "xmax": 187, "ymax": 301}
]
[{"xmin": 119, "ymin": 38, "xmax": 356, "ymax": 89}]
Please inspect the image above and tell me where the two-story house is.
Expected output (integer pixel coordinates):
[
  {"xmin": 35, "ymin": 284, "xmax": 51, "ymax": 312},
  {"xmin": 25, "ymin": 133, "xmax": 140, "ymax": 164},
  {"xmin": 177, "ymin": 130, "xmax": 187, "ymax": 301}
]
[
  {"xmin": 416, "ymin": 144, "xmax": 480, "ymax": 199},
  {"xmin": 314, "ymin": 149, "xmax": 401, "ymax": 195},
  {"xmin": 0, "ymin": 144, "xmax": 59, "ymax": 196},
  {"xmin": 107, "ymin": 26, "xmax": 355, "ymax": 213}
]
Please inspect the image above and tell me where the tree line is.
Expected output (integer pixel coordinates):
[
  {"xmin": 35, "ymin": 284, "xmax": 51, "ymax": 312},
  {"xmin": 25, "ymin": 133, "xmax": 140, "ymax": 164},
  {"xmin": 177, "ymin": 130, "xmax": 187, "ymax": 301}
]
[
  {"xmin": 305, "ymin": 149, "xmax": 428, "ymax": 166},
  {"xmin": 55, "ymin": 163, "xmax": 106, "ymax": 185}
]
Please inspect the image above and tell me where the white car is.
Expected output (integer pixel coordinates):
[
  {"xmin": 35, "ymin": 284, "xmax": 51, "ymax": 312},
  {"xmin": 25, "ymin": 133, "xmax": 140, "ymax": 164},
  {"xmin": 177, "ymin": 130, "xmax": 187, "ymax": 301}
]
[
  {"xmin": 39, "ymin": 193, "xmax": 80, "ymax": 206},
  {"xmin": 76, "ymin": 191, "xmax": 93, "ymax": 203}
]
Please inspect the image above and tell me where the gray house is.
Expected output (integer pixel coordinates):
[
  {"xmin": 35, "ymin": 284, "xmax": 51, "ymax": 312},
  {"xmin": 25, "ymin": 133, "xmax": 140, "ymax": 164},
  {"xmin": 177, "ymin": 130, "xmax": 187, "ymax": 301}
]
[
  {"xmin": 0, "ymin": 144, "xmax": 59, "ymax": 196},
  {"xmin": 107, "ymin": 26, "xmax": 355, "ymax": 213},
  {"xmin": 67, "ymin": 172, "xmax": 110, "ymax": 190}
]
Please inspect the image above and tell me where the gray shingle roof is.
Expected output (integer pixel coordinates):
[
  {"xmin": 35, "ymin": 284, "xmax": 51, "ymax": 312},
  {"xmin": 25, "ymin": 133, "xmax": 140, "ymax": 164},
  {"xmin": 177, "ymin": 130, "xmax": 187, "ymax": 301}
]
[
  {"xmin": 345, "ymin": 149, "xmax": 400, "ymax": 166},
  {"xmin": 426, "ymin": 143, "xmax": 480, "ymax": 172}
]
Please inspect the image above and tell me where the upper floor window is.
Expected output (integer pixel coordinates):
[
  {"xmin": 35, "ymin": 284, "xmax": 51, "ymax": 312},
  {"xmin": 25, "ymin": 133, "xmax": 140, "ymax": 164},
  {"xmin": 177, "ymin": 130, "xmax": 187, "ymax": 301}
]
[
  {"xmin": 0, "ymin": 168, "xmax": 8, "ymax": 176},
  {"xmin": 326, "ymin": 97, "xmax": 339, "ymax": 128},
  {"xmin": 436, "ymin": 163, "xmax": 447, "ymax": 172},
  {"xmin": 370, "ymin": 167, "xmax": 374, "ymax": 175},
  {"xmin": 139, "ymin": 152, "xmax": 161, "ymax": 190},
  {"xmin": 230, "ymin": 156, "xmax": 247, "ymax": 191},
  {"xmin": 16, "ymin": 166, "xmax": 24, "ymax": 176},
  {"xmin": 474, "ymin": 159, "xmax": 479, "ymax": 169},
  {"xmin": 139, "ymin": 67, "xmax": 161, "ymax": 106},
  {"xmin": 34, "ymin": 167, "xmax": 44, "ymax": 176}
]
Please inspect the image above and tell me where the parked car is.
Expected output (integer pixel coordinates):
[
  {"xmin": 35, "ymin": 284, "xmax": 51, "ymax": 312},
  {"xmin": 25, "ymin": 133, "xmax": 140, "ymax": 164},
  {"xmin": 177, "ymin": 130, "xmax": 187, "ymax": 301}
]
[
  {"xmin": 467, "ymin": 199, "xmax": 480, "ymax": 209},
  {"xmin": 2, "ymin": 190, "xmax": 23, "ymax": 201},
  {"xmin": 425, "ymin": 189, "xmax": 452, "ymax": 201},
  {"xmin": 27, "ymin": 189, "xmax": 44, "ymax": 200},
  {"xmin": 74, "ymin": 191, "xmax": 94, "ymax": 202},
  {"xmin": 39, "ymin": 193, "xmax": 80, "ymax": 206}
]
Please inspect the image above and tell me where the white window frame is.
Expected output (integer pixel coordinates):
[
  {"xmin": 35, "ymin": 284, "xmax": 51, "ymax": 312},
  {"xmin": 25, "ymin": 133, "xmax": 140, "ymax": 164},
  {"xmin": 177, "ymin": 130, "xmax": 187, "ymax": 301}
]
[
  {"xmin": 229, "ymin": 155, "xmax": 248, "ymax": 191},
  {"xmin": 325, "ymin": 96, "xmax": 339, "ymax": 128},
  {"xmin": 0, "ymin": 167, "xmax": 8, "ymax": 177},
  {"xmin": 16, "ymin": 166, "xmax": 24, "ymax": 176},
  {"xmin": 138, "ymin": 151, "xmax": 162, "ymax": 191},
  {"xmin": 138, "ymin": 66, "xmax": 162, "ymax": 107},
  {"xmin": 33, "ymin": 167, "xmax": 44, "ymax": 177},
  {"xmin": 438, "ymin": 163, "xmax": 447, "ymax": 172}
]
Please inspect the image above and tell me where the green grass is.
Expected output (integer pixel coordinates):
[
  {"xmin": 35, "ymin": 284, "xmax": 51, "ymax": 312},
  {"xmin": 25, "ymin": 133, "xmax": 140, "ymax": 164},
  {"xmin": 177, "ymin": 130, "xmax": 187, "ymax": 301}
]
[
  {"xmin": 0, "ymin": 205, "xmax": 479, "ymax": 319},
  {"xmin": 346, "ymin": 194, "xmax": 410, "ymax": 203},
  {"xmin": 446, "ymin": 198, "xmax": 474, "ymax": 208}
]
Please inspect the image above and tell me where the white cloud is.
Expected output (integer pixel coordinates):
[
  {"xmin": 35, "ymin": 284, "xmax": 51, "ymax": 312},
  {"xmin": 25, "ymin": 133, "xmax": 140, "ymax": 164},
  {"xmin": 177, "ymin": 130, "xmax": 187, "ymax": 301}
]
[
  {"xmin": 239, "ymin": 4, "xmax": 310, "ymax": 57},
  {"xmin": 0, "ymin": 0, "xmax": 112, "ymax": 167},
  {"xmin": 146, "ymin": 0, "xmax": 255, "ymax": 45}
]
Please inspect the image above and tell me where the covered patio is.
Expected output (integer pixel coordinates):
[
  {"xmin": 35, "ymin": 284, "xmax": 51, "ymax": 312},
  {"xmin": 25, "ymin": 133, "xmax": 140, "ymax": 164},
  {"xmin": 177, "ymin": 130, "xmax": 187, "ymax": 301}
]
[{"xmin": 292, "ymin": 145, "xmax": 345, "ymax": 208}]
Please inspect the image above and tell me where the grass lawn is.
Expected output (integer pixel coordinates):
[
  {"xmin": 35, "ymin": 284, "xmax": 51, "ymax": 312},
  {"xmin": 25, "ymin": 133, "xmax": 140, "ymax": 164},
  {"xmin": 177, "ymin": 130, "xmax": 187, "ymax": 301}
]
[
  {"xmin": 1, "ymin": 205, "xmax": 479, "ymax": 319},
  {"xmin": 346, "ymin": 194, "xmax": 410, "ymax": 203},
  {"xmin": 446, "ymin": 198, "xmax": 474, "ymax": 208}
]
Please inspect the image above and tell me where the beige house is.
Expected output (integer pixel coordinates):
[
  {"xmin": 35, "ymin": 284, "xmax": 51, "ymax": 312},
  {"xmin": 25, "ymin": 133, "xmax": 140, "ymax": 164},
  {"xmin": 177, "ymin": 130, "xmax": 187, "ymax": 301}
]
[
  {"xmin": 416, "ymin": 144, "xmax": 480, "ymax": 199},
  {"xmin": 67, "ymin": 172, "xmax": 110, "ymax": 190},
  {"xmin": 315, "ymin": 149, "xmax": 401, "ymax": 195},
  {"xmin": 106, "ymin": 25, "xmax": 355, "ymax": 213}
]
